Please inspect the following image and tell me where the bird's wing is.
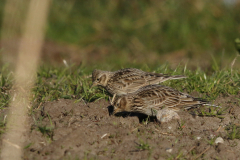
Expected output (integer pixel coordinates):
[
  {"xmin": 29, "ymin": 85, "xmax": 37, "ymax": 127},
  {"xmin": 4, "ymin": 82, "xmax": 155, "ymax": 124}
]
[
  {"xmin": 134, "ymin": 85, "xmax": 183, "ymax": 110},
  {"xmin": 108, "ymin": 68, "xmax": 147, "ymax": 94},
  {"xmin": 143, "ymin": 72, "xmax": 187, "ymax": 84},
  {"xmin": 137, "ymin": 84, "xmax": 205, "ymax": 111}
]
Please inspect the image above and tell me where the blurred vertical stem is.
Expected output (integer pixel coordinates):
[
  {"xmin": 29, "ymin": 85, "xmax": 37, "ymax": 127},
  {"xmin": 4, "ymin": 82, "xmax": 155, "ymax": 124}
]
[{"xmin": 0, "ymin": 0, "xmax": 50, "ymax": 160}]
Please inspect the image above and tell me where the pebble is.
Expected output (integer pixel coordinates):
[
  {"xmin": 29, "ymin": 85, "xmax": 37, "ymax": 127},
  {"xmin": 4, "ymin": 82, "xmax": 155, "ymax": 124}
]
[
  {"xmin": 196, "ymin": 137, "xmax": 201, "ymax": 140},
  {"xmin": 210, "ymin": 134, "xmax": 215, "ymax": 139},
  {"xmin": 215, "ymin": 137, "xmax": 224, "ymax": 144},
  {"xmin": 166, "ymin": 148, "xmax": 173, "ymax": 153}
]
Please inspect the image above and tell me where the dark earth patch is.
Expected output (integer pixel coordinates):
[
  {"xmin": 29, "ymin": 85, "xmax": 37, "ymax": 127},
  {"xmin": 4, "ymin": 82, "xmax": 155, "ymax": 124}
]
[{"xmin": 23, "ymin": 94, "xmax": 240, "ymax": 160}]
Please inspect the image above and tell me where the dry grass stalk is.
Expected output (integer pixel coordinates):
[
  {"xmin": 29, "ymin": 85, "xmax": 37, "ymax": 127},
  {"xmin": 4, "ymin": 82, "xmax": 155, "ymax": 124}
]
[{"xmin": 0, "ymin": 0, "xmax": 50, "ymax": 159}]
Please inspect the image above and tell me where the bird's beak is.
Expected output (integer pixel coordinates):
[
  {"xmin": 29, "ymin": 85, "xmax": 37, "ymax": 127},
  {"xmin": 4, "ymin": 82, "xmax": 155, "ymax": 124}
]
[
  {"xmin": 91, "ymin": 82, "xmax": 97, "ymax": 88},
  {"xmin": 113, "ymin": 108, "xmax": 121, "ymax": 115}
]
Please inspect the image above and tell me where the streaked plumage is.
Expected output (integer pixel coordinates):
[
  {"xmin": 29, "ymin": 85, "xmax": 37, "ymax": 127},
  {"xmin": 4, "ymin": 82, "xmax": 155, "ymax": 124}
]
[
  {"xmin": 112, "ymin": 84, "xmax": 211, "ymax": 123},
  {"xmin": 92, "ymin": 68, "xmax": 187, "ymax": 96}
]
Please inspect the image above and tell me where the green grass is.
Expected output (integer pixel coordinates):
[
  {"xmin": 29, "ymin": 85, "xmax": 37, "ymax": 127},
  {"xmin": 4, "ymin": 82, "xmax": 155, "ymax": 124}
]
[
  {"xmin": 167, "ymin": 151, "xmax": 184, "ymax": 160},
  {"xmin": 136, "ymin": 139, "xmax": 151, "ymax": 151},
  {"xmin": 0, "ymin": 65, "xmax": 13, "ymax": 110},
  {"xmin": 30, "ymin": 64, "xmax": 239, "ymax": 114},
  {"xmin": 206, "ymin": 137, "xmax": 217, "ymax": 146},
  {"xmin": 160, "ymin": 65, "xmax": 240, "ymax": 102},
  {"xmin": 31, "ymin": 65, "xmax": 109, "ymax": 110},
  {"xmin": 0, "ymin": 64, "xmax": 239, "ymax": 111},
  {"xmin": 178, "ymin": 120, "xmax": 186, "ymax": 131},
  {"xmin": 196, "ymin": 106, "xmax": 229, "ymax": 119},
  {"xmin": 38, "ymin": 125, "xmax": 54, "ymax": 139},
  {"xmin": 226, "ymin": 124, "xmax": 240, "ymax": 140}
]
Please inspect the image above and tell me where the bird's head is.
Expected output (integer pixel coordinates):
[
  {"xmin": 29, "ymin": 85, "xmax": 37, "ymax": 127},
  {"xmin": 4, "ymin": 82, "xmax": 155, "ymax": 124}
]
[
  {"xmin": 112, "ymin": 96, "xmax": 132, "ymax": 114},
  {"xmin": 92, "ymin": 69, "xmax": 111, "ymax": 87}
]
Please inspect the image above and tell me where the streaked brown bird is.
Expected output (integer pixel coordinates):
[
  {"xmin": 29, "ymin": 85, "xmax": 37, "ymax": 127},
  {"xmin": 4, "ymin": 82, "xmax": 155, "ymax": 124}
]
[
  {"xmin": 92, "ymin": 68, "xmax": 187, "ymax": 96},
  {"xmin": 112, "ymin": 84, "xmax": 215, "ymax": 123}
]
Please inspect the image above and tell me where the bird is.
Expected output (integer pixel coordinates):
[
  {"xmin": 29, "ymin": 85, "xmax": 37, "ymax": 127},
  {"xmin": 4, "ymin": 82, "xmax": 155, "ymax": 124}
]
[
  {"xmin": 112, "ymin": 84, "xmax": 215, "ymax": 123},
  {"xmin": 92, "ymin": 68, "xmax": 187, "ymax": 97}
]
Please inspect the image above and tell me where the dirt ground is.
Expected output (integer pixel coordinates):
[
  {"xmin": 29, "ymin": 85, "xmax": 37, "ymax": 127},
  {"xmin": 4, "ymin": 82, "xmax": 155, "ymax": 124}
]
[{"xmin": 20, "ymin": 92, "xmax": 240, "ymax": 160}]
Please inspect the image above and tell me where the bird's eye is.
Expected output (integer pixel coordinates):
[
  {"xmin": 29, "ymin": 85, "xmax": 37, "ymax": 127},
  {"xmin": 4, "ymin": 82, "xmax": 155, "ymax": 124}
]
[
  {"xmin": 97, "ymin": 78, "xmax": 100, "ymax": 81},
  {"xmin": 117, "ymin": 103, "xmax": 119, "ymax": 107}
]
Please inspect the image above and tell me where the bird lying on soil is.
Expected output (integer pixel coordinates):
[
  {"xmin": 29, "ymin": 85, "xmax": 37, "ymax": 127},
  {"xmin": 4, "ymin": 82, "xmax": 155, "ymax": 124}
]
[{"xmin": 111, "ymin": 84, "xmax": 216, "ymax": 123}]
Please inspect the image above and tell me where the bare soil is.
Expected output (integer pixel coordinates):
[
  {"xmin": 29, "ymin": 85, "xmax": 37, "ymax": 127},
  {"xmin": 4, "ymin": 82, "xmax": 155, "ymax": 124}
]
[{"xmin": 21, "ymin": 93, "xmax": 240, "ymax": 160}]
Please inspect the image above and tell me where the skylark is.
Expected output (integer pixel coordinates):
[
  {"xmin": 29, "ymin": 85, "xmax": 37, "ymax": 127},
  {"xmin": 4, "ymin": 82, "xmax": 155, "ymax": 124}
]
[
  {"xmin": 112, "ymin": 84, "xmax": 214, "ymax": 123},
  {"xmin": 92, "ymin": 68, "xmax": 187, "ymax": 96}
]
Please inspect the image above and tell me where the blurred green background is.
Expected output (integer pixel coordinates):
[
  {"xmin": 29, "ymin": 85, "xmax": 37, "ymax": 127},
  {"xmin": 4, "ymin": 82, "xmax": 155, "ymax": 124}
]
[{"xmin": 0, "ymin": 0, "xmax": 240, "ymax": 70}]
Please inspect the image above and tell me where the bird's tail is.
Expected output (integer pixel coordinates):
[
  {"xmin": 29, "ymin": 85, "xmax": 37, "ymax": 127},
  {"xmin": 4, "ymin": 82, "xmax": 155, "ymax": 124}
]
[
  {"xmin": 157, "ymin": 75, "xmax": 187, "ymax": 83},
  {"xmin": 203, "ymin": 103, "xmax": 220, "ymax": 108},
  {"xmin": 150, "ymin": 74, "xmax": 187, "ymax": 84},
  {"xmin": 183, "ymin": 97, "xmax": 219, "ymax": 110},
  {"xmin": 193, "ymin": 97, "xmax": 220, "ymax": 107},
  {"xmin": 168, "ymin": 75, "xmax": 187, "ymax": 80}
]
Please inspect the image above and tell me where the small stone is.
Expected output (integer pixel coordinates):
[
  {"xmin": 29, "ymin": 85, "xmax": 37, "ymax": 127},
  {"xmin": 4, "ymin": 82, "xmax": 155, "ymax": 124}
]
[
  {"xmin": 196, "ymin": 137, "xmax": 201, "ymax": 140},
  {"xmin": 210, "ymin": 134, "xmax": 215, "ymax": 139},
  {"xmin": 166, "ymin": 148, "xmax": 173, "ymax": 153},
  {"xmin": 157, "ymin": 109, "xmax": 180, "ymax": 123},
  {"xmin": 168, "ymin": 126, "xmax": 172, "ymax": 130},
  {"xmin": 215, "ymin": 137, "xmax": 224, "ymax": 144}
]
